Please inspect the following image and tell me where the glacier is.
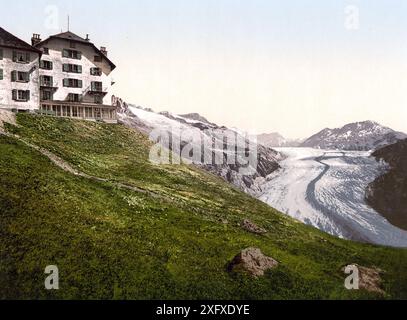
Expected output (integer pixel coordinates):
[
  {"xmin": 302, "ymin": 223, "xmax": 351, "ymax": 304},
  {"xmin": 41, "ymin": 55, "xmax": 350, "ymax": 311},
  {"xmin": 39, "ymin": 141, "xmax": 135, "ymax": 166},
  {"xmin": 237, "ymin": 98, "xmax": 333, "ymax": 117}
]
[{"xmin": 255, "ymin": 147, "xmax": 407, "ymax": 247}]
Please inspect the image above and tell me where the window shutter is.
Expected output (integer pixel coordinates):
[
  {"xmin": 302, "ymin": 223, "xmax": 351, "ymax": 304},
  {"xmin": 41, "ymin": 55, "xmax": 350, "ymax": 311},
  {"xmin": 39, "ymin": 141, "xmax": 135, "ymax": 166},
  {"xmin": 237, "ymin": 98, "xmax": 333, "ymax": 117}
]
[
  {"xmin": 62, "ymin": 49, "xmax": 68, "ymax": 58},
  {"xmin": 26, "ymin": 53, "xmax": 30, "ymax": 62},
  {"xmin": 63, "ymin": 64, "xmax": 68, "ymax": 72},
  {"xmin": 26, "ymin": 90, "xmax": 30, "ymax": 101},
  {"xmin": 12, "ymin": 51, "xmax": 17, "ymax": 62},
  {"xmin": 25, "ymin": 72, "xmax": 30, "ymax": 82},
  {"xmin": 78, "ymin": 52, "xmax": 82, "ymax": 60},
  {"xmin": 79, "ymin": 80, "xmax": 83, "ymax": 88},
  {"xmin": 0, "ymin": 49, "xmax": 3, "ymax": 60},
  {"xmin": 0, "ymin": 69, "xmax": 3, "ymax": 80},
  {"xmin": 50, "ymin": 76, "xmax": 53, "ymax": 86},
  {"xmin": 12, "ymin": 90, "xmax": 17, "ymax": 100},
  {"xmin": 63, "ymin": 78, "xmax": 69, "ymax": 87},
  {"xmin": 40, "ymin": 60, "xmax": 44, "ymax": 68},
  {"xmin": 78, "ymin": 65, "xmax": 82, "ymax": 73},
  {"xmin": 50, "ymin": 61, "xmax": 53, "ymax": 70},
  {"xmin": 11, "ymin": 71, "xmax": 16, "ymax": 82}
]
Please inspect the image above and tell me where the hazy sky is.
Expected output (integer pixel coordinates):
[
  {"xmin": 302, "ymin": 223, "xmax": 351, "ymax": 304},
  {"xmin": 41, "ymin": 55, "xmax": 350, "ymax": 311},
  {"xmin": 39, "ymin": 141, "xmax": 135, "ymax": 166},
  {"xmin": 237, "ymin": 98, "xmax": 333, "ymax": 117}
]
[{"xmin": 3, "ymin": 0, "xmax": 407, "ymax": 138}]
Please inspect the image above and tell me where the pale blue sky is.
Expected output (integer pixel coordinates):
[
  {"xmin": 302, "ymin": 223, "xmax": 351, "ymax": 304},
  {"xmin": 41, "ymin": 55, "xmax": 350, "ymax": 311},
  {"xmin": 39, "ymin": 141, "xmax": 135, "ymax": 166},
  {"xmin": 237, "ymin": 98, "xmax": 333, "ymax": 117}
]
[{"xmin": 2, "ymin": 0, "xmax": 407, "ymax": 138}]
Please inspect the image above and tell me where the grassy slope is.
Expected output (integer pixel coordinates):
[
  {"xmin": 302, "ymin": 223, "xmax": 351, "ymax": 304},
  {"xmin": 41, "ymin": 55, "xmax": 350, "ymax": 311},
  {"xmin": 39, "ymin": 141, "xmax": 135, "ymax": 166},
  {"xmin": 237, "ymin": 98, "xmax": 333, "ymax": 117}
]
[{"xmin": 0, "ymin": 114, "xmax": 407, "ymax": 300}]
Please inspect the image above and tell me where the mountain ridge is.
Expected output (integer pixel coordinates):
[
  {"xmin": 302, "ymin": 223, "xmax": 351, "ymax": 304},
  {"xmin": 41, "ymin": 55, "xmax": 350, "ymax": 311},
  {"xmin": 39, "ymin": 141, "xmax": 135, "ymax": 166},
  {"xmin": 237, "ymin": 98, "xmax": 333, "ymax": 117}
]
[
  {"xmin": 118, "ymin": 105, "xmax": 282, "ymax": 194},
  {"xmin": 301, "ymin": 120, "xmax": 407, "ymax": 150}
]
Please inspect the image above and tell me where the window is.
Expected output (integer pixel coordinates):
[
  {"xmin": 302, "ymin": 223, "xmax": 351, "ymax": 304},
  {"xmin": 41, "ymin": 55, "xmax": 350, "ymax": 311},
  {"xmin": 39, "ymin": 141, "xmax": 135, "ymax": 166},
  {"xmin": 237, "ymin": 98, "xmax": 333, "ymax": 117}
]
[
  {"xmin": 40, "ymin": 60, "xmax": 53, "ymax": 70},
  {"xmin": 0, "ymin": 69, "xmax": 3, "ymax": 80},
  {"xmin": 62, "ymin": 63, "xmax": 82, "ymax": 73},
  {"xmin": 63, "ymin": 78, "xmax": 83, "ymax": 88},
  {"xmin": 68, "ymin": 93, "xmax": 81, "ymax": 102},
  {"xmin": 91, "ymin": 81, "xmax": 103, "ymax": 92},
  {"xmin": 94, "ymin": 55, "xmax": 102, "ymax": 62},
  {"xmin": 40, "ymin": 75, "xmax": 53, "ymax": 87},
  {"xmin": 72, "ymin": 106, "xmax": 79, "ymax": 117},
  {"xmin": 62, "ymin": 105, "xmax": 68, "ymax": 117},
  {"xmin": 85, "ymin": 107, "xmax": 92, "ymax": 118},
  {"xmin": 12, "ymin": 90, "xmax": 30, "ymax": 102},
  {"xmin": 0, "ymin": 49, "xmax": 3, "ymax": 60},
  {"xmin": 41, "ymin": 90, "xmax": 53, "ymax": 101},
  {"xmin": 90, "ymin": 67, "xmax": 102, "ymax": 76},
  {"xmin": 62, "ymin": 49, "xmax": 82, "ymax": 60},
  {"xmin": 13, "ymin": 51, "xmax": 30, "ymax": 63},
  {"xmin": 11, "ymin": 71, "xmax": 30, "ymax": 82},
  {"xmin": 43, "ymin": 48, "xmax": 49, "ymax": 55},
  {"xmin": 94, "ymin": 95, "xmax": 103, "ymax": 104}
]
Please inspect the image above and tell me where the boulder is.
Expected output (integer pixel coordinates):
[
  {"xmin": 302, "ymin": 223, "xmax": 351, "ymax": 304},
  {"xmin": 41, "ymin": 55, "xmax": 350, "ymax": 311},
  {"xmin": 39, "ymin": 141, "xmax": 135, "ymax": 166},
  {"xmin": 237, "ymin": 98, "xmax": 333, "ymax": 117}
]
[{"xmin": 228, "ymin": 247, "xmax": 278, "ymax": 277}]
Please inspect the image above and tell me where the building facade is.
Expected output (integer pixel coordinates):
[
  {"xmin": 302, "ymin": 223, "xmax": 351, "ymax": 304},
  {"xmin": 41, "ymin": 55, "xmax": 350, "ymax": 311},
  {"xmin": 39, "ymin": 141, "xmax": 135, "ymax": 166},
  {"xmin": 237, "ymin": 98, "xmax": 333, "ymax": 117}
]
[
  {"xmin": 33, "ymin": 31, "xmax": 117, "ymax": 123},
  {"xmin": 0, "ymin": 27, "xmax": 117, "ymax": 123},
  {"xmin": 0, "ymin": 27, "xmax": 42, "ymax": 110},
  {"xmin": 32, "ymin": 31, "xmax": 116, "ymax": 122}
]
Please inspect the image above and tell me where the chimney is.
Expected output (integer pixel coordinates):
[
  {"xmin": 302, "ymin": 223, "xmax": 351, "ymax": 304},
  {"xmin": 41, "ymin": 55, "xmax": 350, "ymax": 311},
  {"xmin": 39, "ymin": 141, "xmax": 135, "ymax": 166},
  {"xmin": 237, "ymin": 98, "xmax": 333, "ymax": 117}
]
[
  {"xmin": 85, "ymin": 34, "xmax": 90, "ymax": 41},
  {"xmin": 100, "ymin": 46, "xmax": 108, "ymax": 56},
  {"xmin": 31, "ymin": 33, "xmax": 41, "ymax": 46}
]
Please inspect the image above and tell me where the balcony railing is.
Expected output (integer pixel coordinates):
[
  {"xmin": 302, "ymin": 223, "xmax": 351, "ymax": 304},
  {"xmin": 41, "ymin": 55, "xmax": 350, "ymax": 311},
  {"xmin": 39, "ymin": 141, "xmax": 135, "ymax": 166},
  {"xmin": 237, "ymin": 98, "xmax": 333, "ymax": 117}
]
[
  {"xmin": 88, "ymin": 85, "xmax": 108, "ymax": 95},
  {"xmin": 40, "ymin": 79, "xmax": 58, "ymax": 88}
]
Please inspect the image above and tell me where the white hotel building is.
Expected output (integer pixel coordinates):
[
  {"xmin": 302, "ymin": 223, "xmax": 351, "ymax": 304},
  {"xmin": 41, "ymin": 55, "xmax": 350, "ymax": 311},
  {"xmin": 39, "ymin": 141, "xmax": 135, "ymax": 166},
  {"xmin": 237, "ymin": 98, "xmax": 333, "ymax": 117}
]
[
  {"xmin": 0, "ymin": 27, "xmax": 42, "ymax": 110},
  {"xmin": 0, "ymin": 27, "xmax": 117, "ymax": 123}
]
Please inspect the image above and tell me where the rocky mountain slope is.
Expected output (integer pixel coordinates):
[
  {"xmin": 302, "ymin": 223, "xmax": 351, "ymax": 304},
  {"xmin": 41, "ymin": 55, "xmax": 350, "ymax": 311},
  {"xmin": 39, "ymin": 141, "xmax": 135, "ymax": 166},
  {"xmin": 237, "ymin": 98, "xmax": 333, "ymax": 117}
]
[
  {"xmin": 257, "ymin": 132, "xmax": 302, "ymax": 148},
  {"xmin": 118, "ymin": 105, "xmax": 281, "ymax": 194},
  {"xmin": 2, "ymin": 113, "xmax": 407, "ymax": 299},
  {"xmin": 366, "ymin": 139, "xmax": 407, "ymax": 231},
  {"xmin": 301, "ymin": 121, "xmax": 407, "ymax": 151}
]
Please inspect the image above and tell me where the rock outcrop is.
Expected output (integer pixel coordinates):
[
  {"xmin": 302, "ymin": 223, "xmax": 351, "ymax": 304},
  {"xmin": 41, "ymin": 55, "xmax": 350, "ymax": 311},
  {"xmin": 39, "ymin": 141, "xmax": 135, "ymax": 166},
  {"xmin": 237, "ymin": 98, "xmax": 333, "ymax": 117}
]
[
  {"xmin": 366, "ymin": 139, "xmax": 407, "ymax": 230},
  {"xmin": 228, "ymin": 248, "xmax": 278, "ymax": 277},
  {"xmin": 344, "ymin": 264, "xmax": 385, "ymax": 294},
  {"xmin": 241, "ymin": 219, "xmax": 267, "ymax": 234},
  {"xmin": 0, "ymin": 110, "xmax": 16, "ymax": 133}
]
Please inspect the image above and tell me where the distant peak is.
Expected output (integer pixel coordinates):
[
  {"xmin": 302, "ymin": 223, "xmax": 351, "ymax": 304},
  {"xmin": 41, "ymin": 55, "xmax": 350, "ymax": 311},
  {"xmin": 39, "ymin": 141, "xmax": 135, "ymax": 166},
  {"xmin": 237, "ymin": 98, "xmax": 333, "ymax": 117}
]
[
  {"xmin": 179, "ymin": 113, "xmax": 212, "ymax": 125},
  {"xmin": 258, "ymin": 132, "xmax": 282, "ymax": 136},
  {"xmin": 358, "ymin": 120, "xmax": 380, "ymax": 125}
]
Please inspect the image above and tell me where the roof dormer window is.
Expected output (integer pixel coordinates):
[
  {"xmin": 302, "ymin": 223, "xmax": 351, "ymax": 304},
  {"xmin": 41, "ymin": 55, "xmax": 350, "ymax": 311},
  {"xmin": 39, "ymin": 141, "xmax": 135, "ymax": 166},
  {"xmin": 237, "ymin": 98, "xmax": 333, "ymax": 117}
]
[{"xmin": 62, "ymin": 49, "xmax": 82, "ymax": 60}]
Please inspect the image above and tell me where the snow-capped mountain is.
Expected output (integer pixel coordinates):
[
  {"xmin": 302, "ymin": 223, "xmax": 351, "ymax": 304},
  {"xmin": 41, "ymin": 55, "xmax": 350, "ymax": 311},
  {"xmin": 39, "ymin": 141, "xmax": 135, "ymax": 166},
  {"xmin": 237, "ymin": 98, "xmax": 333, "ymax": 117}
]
[
  {"xmin": 257, "ymin": 132, "xmax": 302, "ymax": 148},
  {"xmin": 117, "ymin": 104, "xmax": 281, "ymax": 194},
  {"xmin": 301, "ymin": 121, "xmax": 407, "ymax": 151}
]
